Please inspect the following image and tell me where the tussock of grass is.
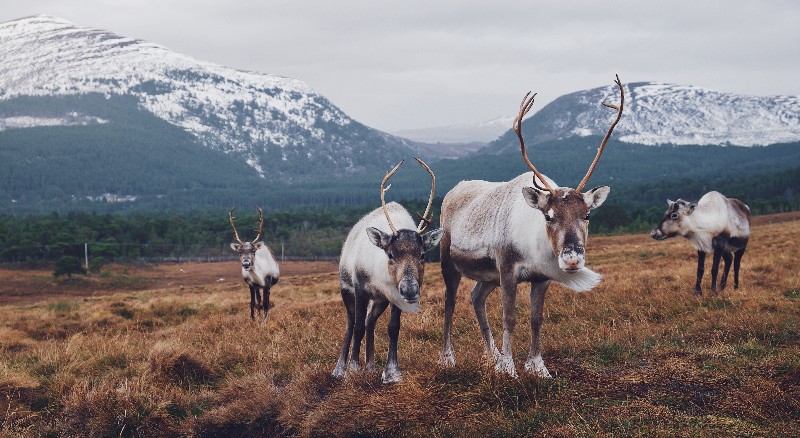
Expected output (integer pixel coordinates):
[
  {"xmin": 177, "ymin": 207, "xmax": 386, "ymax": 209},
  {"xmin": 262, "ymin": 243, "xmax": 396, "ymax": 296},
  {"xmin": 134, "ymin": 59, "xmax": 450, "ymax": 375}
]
[{"xmin": 0, "ymin": 220, "xmax": 798, "ymax": 435}]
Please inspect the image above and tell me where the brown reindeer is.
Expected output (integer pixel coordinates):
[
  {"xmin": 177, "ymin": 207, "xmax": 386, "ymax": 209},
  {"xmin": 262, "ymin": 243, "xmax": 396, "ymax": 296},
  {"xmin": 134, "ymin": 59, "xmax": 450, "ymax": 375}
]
[
  {"xmin": 439, "ymin": 76, "xmax": 624, "ymax": 377},
  {"xmin": 333, "ymin": 158, "xmax": 444, "ymax": 383},
  {"xmin": 651, "ymin": 192, "xmax": 751, "ymax": 294},
  {"xmin": 229, "ymin": 207, "xmax": 280, "ymax": 320}
]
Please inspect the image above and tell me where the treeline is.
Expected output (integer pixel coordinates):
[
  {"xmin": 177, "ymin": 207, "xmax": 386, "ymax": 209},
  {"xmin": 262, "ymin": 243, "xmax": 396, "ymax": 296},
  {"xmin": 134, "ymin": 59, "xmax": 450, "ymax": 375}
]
[
  {"xmin": 0, "ymin": 207, "xmax": 374, "ymax": 265},
  {"xmin": 1, "ymin": 164, "xmax": 797, "ymax": 265}
]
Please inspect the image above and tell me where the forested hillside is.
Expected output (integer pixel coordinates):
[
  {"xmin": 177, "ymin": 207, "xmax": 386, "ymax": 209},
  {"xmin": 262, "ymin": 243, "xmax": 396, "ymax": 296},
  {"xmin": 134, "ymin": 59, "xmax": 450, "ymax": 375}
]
[{"xmin": 1, "ymin": 163, "xmax": 797, "ymax": 263}]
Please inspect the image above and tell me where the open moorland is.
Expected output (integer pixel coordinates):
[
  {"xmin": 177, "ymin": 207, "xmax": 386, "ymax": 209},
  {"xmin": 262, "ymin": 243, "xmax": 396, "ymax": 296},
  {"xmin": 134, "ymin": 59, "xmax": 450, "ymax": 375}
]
[{"xmin": 0, "ymin": 217, "xmax": 798, "ymax": 436}]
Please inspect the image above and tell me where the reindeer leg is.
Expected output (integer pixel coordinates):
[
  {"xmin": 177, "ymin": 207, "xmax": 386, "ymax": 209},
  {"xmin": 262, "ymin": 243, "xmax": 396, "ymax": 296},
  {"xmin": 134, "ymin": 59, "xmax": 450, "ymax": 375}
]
[
  {"xmin": 733, "ymin": 248, "xmax": 746, "ymax": 289},
  {"xmin": 496, "ymin": 276, "xmax": 519, "ymax": 377},
  {"xmin": 365, "ymin": 299, "xmax": 389, "ymax": 371},
  {"xmin": 262, "ymin": 283, "xmax": 271, "ymax": 321},
  {"xmin": 333, "ymin": 288, "xmax": 355, "ymax": 377},
  {"xmin": 249, "ymin": 285, "xmax": 256, "ymax": 320},
  {"xmin": 524, "ymin": 280, "xmax": 551, "ymax": 378},
  {"xmin": 720, "ymin": 252, "xmax": 733, "ymax": 291},
  {"xmin": 710, "ymin": 246, "xmax": 723, "ymax": 294},
  {"xmin": 695, "ymin": 251, "xmax": 706, "ymax": 295},
  {"xmin": 439, "ymin": 238, "xmax": 462, "ymax": 367},
  {"xmin": 254, "ymin": 285, "xmax": 263, "ymax": 317},
  {"xmin": 471, "ymin": 281, "xmax": 500, "ymax": 364},
  {"xmin": 382, "ymin": 304, "xmax": 403, "ymax": 383},
  {"xmin": 348, "ymin": 291, "xmax": 370, "ymax": 371}
]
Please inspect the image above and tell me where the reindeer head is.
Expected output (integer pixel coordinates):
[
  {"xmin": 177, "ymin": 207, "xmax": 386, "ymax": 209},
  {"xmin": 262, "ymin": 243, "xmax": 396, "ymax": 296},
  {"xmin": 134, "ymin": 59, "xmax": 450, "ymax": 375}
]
[
  {"xmin": 367, "ymin": 158, "xmax": 444, "ymax": 303},
  {"xmin": 229, "ymin": 207, "xmax": 265, "ymax": 272},
  {"xmin": 650, "ymin": 199, "xmax": 696, "ymax": 241},
  {"xmin": 515, "ymin": 75, "xmax": 623, "ymax": 273}
]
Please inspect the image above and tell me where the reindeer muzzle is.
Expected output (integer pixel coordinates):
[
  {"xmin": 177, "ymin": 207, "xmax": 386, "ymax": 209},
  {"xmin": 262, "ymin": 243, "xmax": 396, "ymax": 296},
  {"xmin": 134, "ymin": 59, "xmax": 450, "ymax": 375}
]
[
  {"xmin": 650, "ymin": 229, "xmax": 667, "ymax": 241},
  {"xmin": 399, "ymin": 280, "xmax": 420, "ymax": 303},
  {"xmin": 559, "ymin": 246, "xmax": 585, "ymax": 273}
]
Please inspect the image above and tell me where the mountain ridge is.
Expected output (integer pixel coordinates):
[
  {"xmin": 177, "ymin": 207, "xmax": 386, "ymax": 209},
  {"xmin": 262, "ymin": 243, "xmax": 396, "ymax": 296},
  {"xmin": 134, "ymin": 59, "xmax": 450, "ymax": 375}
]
[{"xmin": 0, "ymin": 15, "xmax": 419, "ymax": 179}]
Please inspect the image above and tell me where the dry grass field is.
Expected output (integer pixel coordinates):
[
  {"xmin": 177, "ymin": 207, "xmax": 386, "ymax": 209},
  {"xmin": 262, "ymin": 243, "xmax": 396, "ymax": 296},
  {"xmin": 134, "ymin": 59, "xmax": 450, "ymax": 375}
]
[{"xmin": 0, "ymin": 218, "xmax": 798, "ymax": 436}]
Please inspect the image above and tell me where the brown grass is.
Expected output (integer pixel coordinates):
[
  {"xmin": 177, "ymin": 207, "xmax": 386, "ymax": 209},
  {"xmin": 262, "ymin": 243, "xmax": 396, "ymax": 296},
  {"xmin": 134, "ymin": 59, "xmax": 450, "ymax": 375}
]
[{"xmin": 0, "ymin": 220, "xmax": 798, "ymax": 436}]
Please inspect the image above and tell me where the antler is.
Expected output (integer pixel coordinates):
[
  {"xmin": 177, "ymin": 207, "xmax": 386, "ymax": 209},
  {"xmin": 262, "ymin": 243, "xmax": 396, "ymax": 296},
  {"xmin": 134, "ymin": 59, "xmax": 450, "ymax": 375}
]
[
  {"xmin": 514, "ymin": 91, "xmax": 556, "ymax": 195},
  {"xmin": 229, "ymin": 208, "xmax": 244, "ymax": 244},
  {"xmin": 381, "ymin": 160, "xmax": 404, "ymax": 236},
  {"xmin": 252, "ymin": 206, "xmax": 264, "ymax": 243},
  {"xmin": 229, "ymin": 207, "xmax": 264, "ymax": 243},
  {"xmin": 414, "ymin": 157, "xmax": 435, "ymax": 233},
  {"xmin": 575, "ymin": 74, "xmax": 624, "ymax": 193}
]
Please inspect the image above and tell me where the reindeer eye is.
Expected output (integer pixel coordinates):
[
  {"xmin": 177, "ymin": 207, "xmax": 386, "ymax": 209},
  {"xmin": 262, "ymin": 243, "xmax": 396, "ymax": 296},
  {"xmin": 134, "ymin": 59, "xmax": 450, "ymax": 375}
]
[
  {"xmin": 584, "ymin": 213, "xmax": 590, "ymax": 221},
  {"xmin": 387, "ymin": 252, "xmax": 394, "ymax": 261},
  {"xmin": 544, "ymin": 214, "xmax": 553, "ymax": 222},
  {"xmin": 670, "ymin": 213, "xmax": 679, "ymax": 220}
]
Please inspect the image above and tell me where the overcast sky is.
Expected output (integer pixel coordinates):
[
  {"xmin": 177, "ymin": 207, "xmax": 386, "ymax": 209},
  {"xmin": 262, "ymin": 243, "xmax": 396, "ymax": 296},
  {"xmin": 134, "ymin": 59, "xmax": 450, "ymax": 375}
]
[{"xmin": 3, "ymin": 1, "xmax": 800, "ymax": 132}]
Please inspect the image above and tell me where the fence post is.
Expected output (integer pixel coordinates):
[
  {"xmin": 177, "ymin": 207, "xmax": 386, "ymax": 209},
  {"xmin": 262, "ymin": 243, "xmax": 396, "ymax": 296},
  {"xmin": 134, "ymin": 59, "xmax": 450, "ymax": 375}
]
[{"xmin": 84, "ymin": 243, "xmax": 89, "ymax": 271}]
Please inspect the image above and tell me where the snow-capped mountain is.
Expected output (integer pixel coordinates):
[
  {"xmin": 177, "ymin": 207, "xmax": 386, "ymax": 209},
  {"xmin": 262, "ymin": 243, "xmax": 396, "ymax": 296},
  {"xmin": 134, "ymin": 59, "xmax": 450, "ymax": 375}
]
[
  {"xmin": 503, "ymin": 81, "xmax": 800, "ymax": 148},
  {"xmin": 0, "ymin": 15, "xmax": 417, "ymax": 178}
]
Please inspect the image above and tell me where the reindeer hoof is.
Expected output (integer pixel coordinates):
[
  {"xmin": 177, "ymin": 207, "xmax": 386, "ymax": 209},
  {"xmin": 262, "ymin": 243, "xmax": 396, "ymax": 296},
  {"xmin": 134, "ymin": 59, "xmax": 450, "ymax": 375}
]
[
  {"xmin": 382, "ymin": 368, "xmax": 403, "ymax": 384},
  {"xmin": 332, "ymin": 366, "xmax": 346, "ymax": 378},
  {"xmin": 694, "ymin": 288, "xmax": 702, "ymax": 296},
  {"xmin": 438, "ymin": 350, "xmax": 456, "ymax": 368},
  {"xmin": 494, "ymin": 354, "xmax": 518, "ymax": 377},
  {"xmin": 524, "ymin": 355, "xmax": 552, "ymax": 378}
]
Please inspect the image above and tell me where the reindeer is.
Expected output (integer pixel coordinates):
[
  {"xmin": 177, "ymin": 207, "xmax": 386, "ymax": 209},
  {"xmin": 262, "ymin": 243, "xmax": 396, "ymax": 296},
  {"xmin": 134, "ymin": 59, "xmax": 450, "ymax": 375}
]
[
  {"xmin": 439, "ymin": 76, "xmax": 624, "ymax": 378},
  {"xmin": 229, "ymin": 207, "xmax": 280, "ymax": 320},
  {"xmin": 333, "ymin": 158, "xmax": 444, "ymax": 383},
  {"xmin": 650, "ymin": 192, "xmax": 751, "ymax": 294}
]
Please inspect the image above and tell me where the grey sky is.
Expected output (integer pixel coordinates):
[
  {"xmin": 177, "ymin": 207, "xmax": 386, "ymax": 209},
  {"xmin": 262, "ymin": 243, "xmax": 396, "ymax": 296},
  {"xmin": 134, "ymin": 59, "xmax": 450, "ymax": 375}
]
[{"xmin": 4, "ymin": 1, "xmax": 800, "ymax": 132}]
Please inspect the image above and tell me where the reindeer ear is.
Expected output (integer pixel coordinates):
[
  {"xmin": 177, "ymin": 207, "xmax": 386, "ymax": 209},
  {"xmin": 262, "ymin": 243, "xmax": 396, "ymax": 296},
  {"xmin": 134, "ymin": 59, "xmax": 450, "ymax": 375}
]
[
  {"xmin": 253, "ymin": 242, "xmax": 264, "ymax": 250},
  {"xmin": 688, "ymin": 202, "xmax": 698, "ymax": 213},
  {"xmin": 421, "ymin": 228, "xmax": 444, "ymax": 253},
  {"xmin": 522, "ymin": 187, "xmax": 549, "ymax": 210},
  {"xmin": 583, "ymin": 186, "xmax": 610, "ymax": 210},
  {"xmin": 230, "ymin": 243, "xmax": 241, "ymax": 252},
  {"xmin": 366, "ymin": 227, "xmax": 392, "ymax": 250}
]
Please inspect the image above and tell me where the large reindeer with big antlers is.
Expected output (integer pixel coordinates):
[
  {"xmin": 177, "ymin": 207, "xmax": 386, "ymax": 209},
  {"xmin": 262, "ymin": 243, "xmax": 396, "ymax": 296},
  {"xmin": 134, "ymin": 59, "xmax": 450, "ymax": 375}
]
[
  {"xmin": 333, "ymin": 158, "xmax": 444, "ymax": 383},
  {"xmin": 439, "ymin": 75, "xmax": 624, "ymax": 378},
  {"xmin": 229, "ymin": 207, "xmax": 280, "ymax": 320}
]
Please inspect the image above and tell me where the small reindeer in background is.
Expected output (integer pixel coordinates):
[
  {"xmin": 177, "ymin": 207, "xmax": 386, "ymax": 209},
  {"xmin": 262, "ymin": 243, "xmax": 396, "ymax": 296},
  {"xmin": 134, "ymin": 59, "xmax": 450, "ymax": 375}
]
[
  {"xmin": 651, "ymin": 192, "xmax": 751, "ymax": 294},
  {"xmin": 229, "ymin": 207, "xmax": 280, "ymax": 320},
  {"xmin": 333, "ymin": 158, "xmax": 444, "ymax": 383}
]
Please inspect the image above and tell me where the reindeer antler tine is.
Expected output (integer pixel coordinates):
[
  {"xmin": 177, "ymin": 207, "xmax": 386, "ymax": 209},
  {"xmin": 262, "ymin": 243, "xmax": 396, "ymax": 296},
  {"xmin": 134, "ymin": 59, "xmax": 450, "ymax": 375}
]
[
  {"xmin": 381, "ymin": 160, "xmax": 404, "ymax": 236},
  {"xmin": 252, "ymin": 206, "xmax": 264, "ymax": 243},
  {"xmin": 229, "ymin": 208, "xmax": 244, "ymax": 244},
  {"xmin": 514, "ymin": 91, "xmax": 556, "ymax": 196},
  {"xmin": 414, "ymin": 157, "xmax": 436, "ymax": 233},
  {"xmin": 576, "ymin": 74, "xmax": 625, "ymax": 193}
]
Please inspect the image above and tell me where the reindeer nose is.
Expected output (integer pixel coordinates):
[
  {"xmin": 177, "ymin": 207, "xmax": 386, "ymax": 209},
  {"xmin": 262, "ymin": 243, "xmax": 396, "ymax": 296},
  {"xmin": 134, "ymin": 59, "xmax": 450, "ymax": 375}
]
[
  {"xmin": 399, "ymin": 281, "xmax": 420, "ymax": 302},
  {"xmin": 650, "ymin": 229, "xmax": 661, "ymax": 240},
  {"xmin": 563, "ymin": 257, "xmax": 580, "ymax": 270},
  {"xmin": 560, "ymin": 248, "xmax": 584, "ymax": 272}
]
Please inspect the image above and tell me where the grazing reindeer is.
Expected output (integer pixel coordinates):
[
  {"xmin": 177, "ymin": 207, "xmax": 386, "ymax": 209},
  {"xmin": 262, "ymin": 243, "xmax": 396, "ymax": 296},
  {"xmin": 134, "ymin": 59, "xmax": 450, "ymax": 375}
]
[
  {"xmin": 333, "ymin": 158, "xmax": 444, "ymax": 383},
  {"xmin": 439, "ymin": 76, "xmax": 624, "ymax": 378},
  {"xmin": 229, "ymin": 207, "xmax": 280, "ymax": 320},
  {"xmin": 650, "ymin": 192, "xmax": 751, "ymax": 294}
]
